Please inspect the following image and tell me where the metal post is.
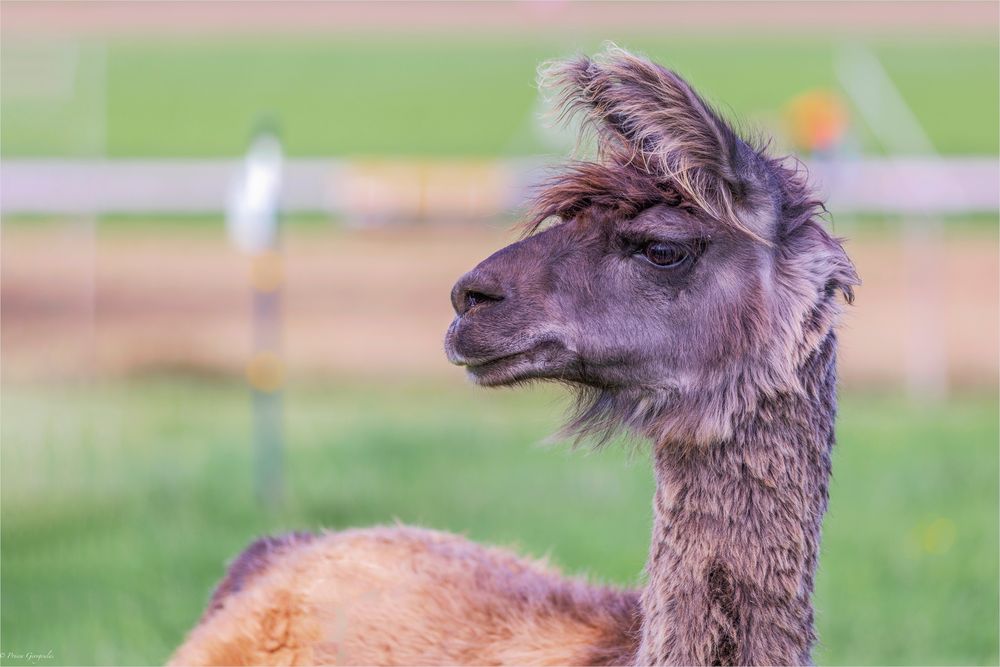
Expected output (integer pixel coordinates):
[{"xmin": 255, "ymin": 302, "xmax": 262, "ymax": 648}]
[{"xmin": 227, "ymin": 128, "xmax": 285, "ymax": 506}]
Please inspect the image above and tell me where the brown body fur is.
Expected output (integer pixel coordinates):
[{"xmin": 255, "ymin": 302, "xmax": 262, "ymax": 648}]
[{"xmin": 170, "ymin": 526, "xmax": 640, "ymax": 666}]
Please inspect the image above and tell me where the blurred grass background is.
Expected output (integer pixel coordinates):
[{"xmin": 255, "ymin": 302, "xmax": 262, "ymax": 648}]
[
  {"xmin": 2, "ymin": 381, "xmax": 997, "ymax": 665},
  {"xmin": 2, "ymin": 37, "xmax": 997, "ymax": 157},
  {"xmin": 2, "ymin": 6, "xmax": 998, "ymax": 666}
]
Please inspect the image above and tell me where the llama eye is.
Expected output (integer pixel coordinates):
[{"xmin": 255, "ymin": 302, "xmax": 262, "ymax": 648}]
[{"xmin": 642, "ymin": 242, "xmax": 689, "ymax": 268}]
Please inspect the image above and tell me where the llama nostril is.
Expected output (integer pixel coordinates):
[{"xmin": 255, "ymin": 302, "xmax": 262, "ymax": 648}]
[
  {"xmin": 463, "ymin": 290, "xmax": 503, "ymax": 313},
  {"xmin": 451, "ymin": 270, "xmax": 507, "ymax": 316}
]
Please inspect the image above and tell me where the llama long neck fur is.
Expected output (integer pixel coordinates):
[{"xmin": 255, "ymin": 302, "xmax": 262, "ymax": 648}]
[{"xmin": 637, "ymin": 333, "xmax": 838, "ymax": 666}]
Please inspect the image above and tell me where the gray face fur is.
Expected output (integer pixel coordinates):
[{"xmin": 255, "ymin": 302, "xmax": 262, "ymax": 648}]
[{"xmin": 445, "ymin": 46, "xmax": 857, "ymax": 448}]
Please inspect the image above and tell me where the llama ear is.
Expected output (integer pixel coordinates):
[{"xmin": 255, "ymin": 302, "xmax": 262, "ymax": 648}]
[
  {"xmin": 788, "ymin": 219, "xmax": 861, "ymax": 305},
  {"xmin": 542, "ymin": 46, "xmax": 762, "ymax": 228},
  {"xmin": 824, "ymin": 235, "xmax": 860, "ymax": 305}
]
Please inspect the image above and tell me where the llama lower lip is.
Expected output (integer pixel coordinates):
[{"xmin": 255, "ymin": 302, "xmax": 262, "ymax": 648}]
[
  {"xmin": 463, "ymin": 340, "xmax": 569, "ymax": 386},
  {"xmin": 465, "ymin": 351, "xmax": 526, "ymax": 374},
  {"xmin": 463, "ymin": 349, "xmax": 547, "ymax": 387}
]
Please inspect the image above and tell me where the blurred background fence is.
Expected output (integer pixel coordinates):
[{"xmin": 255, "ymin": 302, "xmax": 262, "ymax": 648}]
[{"xmin": 1, "ymin": 2, "xmax": 998, "ymax": 666}]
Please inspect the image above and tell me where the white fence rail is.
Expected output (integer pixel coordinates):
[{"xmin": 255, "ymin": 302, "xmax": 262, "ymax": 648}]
[{"xmin": 2, "ymin": 157, "xmax": 997, "ymax": 217}]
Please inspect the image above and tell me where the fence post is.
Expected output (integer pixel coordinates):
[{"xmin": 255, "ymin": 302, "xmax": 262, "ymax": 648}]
[{"xmin": 227, "ymin": 128, "xmax": 286, "ymax": 507}]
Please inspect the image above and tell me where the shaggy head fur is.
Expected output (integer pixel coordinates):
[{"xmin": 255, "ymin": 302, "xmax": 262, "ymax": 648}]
[{"xmin": 444, "ymin": 45, "xmax": 858, "ymax": 448}]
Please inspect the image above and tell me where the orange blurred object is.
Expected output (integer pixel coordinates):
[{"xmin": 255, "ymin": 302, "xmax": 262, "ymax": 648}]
[
  {"xmin": 784, "ymin": 89, "xmax": 850, "ymax": 153},
  {"xmin": 246, "ymin": 352, "xmax": 285, "ymax": 393}
]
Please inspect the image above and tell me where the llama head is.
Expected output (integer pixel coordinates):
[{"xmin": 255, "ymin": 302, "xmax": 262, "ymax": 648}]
[{"xmin": 445, "ymin": 46, "xmax": 858, "ymax": 447}]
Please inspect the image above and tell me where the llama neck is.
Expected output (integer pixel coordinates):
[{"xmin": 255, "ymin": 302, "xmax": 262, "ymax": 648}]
[{"xmin": 636, "ymin": 334, "xmax": 838, "ymax": 666}]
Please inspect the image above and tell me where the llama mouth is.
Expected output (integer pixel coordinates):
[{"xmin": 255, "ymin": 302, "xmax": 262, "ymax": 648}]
[{"xmin": 445, "ymin": 317, "xmax": 571, "ymax": 386}]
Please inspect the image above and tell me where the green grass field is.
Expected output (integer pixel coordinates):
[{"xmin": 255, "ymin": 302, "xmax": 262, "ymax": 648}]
[
  {"xmin": 2, "ymin": 36, "xmax": 997, "ymax": 157},
  {"xmin": 1, "ymin": 379, "xmax": 997, "ymax": 666}
]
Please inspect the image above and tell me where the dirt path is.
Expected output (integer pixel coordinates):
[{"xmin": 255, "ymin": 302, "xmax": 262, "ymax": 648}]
[{"xmin": 2, "ymin": 224, "xmax": 997, "ymax": 390}]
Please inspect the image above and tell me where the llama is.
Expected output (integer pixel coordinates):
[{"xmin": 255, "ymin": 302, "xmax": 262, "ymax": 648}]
[{"xmin": 169, "ymin": 46, "xmax": 857, "ymax": 666}]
